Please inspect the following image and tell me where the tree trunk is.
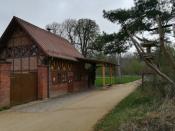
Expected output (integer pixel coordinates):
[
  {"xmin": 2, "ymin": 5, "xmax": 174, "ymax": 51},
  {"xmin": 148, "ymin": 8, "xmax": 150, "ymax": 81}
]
[
  {"xmin": 127, "ymin": 30, "xmax": 175, "ymax": 86},
  {"xmin": 157, "ymin": 15, "xmax": 175, "ymax": 71},
  {"xmin": 116, "ymin": 53, "xmax": 121, "ymax": 77}
]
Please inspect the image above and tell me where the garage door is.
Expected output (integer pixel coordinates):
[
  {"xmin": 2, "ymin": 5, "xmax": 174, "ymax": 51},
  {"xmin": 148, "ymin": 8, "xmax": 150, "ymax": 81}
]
[{"xmin": 10, "ymin": 72, "xmax": 37, "ymax": 106}]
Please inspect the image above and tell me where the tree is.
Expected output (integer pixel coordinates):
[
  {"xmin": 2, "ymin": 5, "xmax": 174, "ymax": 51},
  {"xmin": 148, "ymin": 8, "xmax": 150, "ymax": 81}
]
[
  {"xmin": 74, "ymin": 19, "xmax": 100, "ymax": 57},
  {"xmin": 46, "ymin": 18, "xmax": 100, "ymax": 57},
  {"xmin": 62, "ymin": 19, "xmax": 77, "ymax": 45},
  {"xmin": 103, "ymin": 0, "xmax": 175, "ymax": 86},
  {"xmin": 121, "ymin": 54, "xmax": 145, "ymax": 75},
  {"xmin": 94, "ymin": 32, "xmax": 130, "ymax": 77},
  {"xmin": 46, "ymin": 19, "xmax": 77, "ymax": 45},
  {"xmin": 46, "ymin": 22, "xmax": 65, "ymax": 36}
]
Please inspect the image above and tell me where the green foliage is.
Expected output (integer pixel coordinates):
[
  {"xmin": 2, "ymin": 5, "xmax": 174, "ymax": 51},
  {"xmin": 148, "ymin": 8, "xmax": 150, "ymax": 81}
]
[
  {"xmin": 95, "ymin": 0, "xmax": 175, "ymax": 67},
  {"xmin": 94, "ymin": 82, "xmax": 162, "ymax": 131},
  {"xmin": 122, "ymin": 57, "xmax": 145, "ymax": 75},
  {"xmin": 154, "ymin": 45, "xmax": 175, "ymax": 74},
  {"xmin": 102, "ymin": 0, "xmax": 175, "ymax": 93},
  {"xmin": 102, "ymin": 0, "xmax": 175, "ymax": 51},
  {"xmin": 93, "ymin": 32, "xmax": 130, "ymax": 55},
  {"xmin": 104, "ymin": 0, "xmax": 175, "ymax": 31}
]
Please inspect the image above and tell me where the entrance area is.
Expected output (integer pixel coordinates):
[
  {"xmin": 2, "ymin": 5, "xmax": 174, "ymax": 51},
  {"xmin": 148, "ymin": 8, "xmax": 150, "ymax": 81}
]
[
  {"xmin": 1, "ymin": 81, "xmax": 140, "ymax": 131},
  {"xmin": 10, "ymin": 72, "xmax": 37, "ymax": 106}
]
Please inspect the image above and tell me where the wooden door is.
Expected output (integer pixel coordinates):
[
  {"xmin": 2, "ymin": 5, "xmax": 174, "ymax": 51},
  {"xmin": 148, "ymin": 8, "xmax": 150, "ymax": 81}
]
[
  {"xmin": 10, "ymin": 72, "xmax": 37, "ymax": 106},
  {"xmin": 67, "ymin": 72, "xmax": 74, "ymax": 92}
]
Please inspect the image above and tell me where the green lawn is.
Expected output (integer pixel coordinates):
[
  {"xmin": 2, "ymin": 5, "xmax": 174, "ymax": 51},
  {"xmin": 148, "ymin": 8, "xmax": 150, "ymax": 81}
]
[
  {"xmin": 95, "ymin": 75, "xmax": 140, "ymax": 87},
  {"xmin": 94, "ymin": 82, "xmax": 162, "ymax": 131}
]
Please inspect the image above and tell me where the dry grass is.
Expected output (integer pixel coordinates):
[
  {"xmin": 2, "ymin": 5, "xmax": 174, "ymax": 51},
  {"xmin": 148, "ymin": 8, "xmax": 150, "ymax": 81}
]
[
  {"xmin": 95, "ymin": 81, "xmax": 175, "ymax": 131},
  {"xmin": 119, "ymin": 98, "xmax": 175, "ymax": 131}
]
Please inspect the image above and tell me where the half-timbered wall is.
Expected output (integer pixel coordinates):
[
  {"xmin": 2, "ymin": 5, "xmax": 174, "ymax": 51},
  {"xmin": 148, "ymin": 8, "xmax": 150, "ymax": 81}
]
[
  {"xmin": 0, "ymin": 24, "xmax": 96, "ymax": 99},
  {"xmin": 49, "ymin": 59, "xmax": 89, "ymax": 97},
  {"xmin": 0, "ymin": 27, "xmax": 44, "ymax": 72}
]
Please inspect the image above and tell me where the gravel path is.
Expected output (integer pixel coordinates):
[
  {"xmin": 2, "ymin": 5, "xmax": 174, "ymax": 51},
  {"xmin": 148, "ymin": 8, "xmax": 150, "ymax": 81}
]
[{"xmin": 0, "ymin": 80, "xmax": 141, "ymax": 131}]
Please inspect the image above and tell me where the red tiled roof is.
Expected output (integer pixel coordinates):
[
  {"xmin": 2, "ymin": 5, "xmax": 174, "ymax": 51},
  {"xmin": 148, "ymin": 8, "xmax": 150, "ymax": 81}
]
[
  {"xmin": 0, "ymin": 16, "xmax": 116, "ymax": 65},
  {"xmin": 10, "ymin": 17, "xmax": 84, "ymax": 61}
]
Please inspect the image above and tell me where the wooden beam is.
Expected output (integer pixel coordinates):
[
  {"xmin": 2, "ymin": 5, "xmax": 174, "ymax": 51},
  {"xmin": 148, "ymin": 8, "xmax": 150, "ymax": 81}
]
[{"xmin": 102, "ymin": 64, "xmax": 105, "ymax": 86}]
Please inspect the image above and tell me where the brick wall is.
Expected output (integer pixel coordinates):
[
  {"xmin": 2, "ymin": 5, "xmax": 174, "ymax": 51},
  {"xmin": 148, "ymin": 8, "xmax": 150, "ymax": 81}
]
[
  {"xmin": 49, "ymin": 83, "xmax": 68, "ymax": 97},
  {"xmin": 49, "ymin": 80, "xmax": 89, "ymax": 98},
  {"xmin": 0, "ymin": 63, "xmax": 11, "ymax": 108},
  {"xmin": 38, "ymin": 65, "xmax": 48, "ymax": 99},
  {"xmin": 73, "ymin": 80, "xmax": 88, "ymax": 92}
]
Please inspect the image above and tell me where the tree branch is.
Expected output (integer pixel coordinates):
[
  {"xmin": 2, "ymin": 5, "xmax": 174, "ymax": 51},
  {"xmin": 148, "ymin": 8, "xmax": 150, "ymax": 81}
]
[
  {"xmin": 127, "ymin": 30, "xmax": 175, "ymax": 85},
  {"xmin": 147, "ymin": 24, "xmax": 173, "ymax": 31},
  {"xmin": 157, "ymin": 15, "xmax": 175, "ymax": 71}
]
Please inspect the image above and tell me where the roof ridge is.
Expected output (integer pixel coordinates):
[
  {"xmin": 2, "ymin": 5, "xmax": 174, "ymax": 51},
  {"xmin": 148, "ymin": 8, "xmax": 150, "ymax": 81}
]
[
  {"xmin": 13, "ymin": 16, "xmax": 73, "ymax": 45},
  {"xmin": 13, "ymin": 16, "xmax": 83, "ymax": 58}
]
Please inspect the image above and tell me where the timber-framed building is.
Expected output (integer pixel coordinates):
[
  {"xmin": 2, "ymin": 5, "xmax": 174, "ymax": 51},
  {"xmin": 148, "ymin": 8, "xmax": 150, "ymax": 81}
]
[{"xmin": 0, "ymin": 17, "xmax": 115, "ymax": 107}]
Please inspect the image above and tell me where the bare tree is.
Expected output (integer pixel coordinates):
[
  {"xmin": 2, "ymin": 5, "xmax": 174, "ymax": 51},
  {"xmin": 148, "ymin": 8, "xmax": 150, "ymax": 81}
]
[
  {"xmin": 46, "ymin": 22, "xmax": 65, "ymax": 36},
  {"xmin": 46, "ymin": 18, "xmax": 100, "ymax": 57},
  {"xmin": 62, "ymin": 19, "xmax": 77, "ymax": 45},
  {"xmin": 74, "ymin": 19, "xmax": 100, "ymax": 57}
]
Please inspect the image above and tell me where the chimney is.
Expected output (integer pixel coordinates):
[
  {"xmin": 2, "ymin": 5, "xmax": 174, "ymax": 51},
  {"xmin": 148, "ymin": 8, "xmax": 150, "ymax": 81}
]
[{"xmin": 46, "ymin": 27, "xmax": 51, "ymax": 32}]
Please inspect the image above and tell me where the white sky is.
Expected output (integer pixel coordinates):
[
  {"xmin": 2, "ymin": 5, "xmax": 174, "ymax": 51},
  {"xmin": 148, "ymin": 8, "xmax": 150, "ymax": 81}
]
[{"xmin": 0, "ymin": 0, "xmax": 134, "ymax": 35}]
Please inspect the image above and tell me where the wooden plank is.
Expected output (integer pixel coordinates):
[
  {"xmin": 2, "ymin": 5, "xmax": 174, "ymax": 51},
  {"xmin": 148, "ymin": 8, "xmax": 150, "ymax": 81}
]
[{"xmin": 10, "ymin": 72, "xmax": 37, "ymax": 106}]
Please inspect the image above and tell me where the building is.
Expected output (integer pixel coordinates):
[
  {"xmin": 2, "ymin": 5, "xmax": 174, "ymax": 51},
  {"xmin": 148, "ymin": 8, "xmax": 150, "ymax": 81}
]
[{"xmin": 0, "ymin": 16, "xmax": 115, "ymax": 107}]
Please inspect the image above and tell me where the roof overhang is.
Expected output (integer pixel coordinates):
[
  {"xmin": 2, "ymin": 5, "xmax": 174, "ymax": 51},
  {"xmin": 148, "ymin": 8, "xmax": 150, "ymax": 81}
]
[{"xmin": 77, "ymin": 58, "xmax": 116, "ymax": 65}]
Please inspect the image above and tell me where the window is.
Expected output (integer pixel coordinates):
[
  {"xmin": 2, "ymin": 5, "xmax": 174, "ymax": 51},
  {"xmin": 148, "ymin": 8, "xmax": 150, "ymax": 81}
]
[
  {"xmin": 61, "ymin": 72, "xmax": 67, "ymax": 83},
  {"xmin": 50, "ymin": 60, "xmax": 74, "ymax": 84},
  {"xmin": 51, "ymin": 71, "xmax": 58, "ymax": 84}
]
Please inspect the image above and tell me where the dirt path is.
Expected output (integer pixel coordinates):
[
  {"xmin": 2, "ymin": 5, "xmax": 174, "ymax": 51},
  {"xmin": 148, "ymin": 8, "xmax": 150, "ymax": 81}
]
[{"xmin": 0, "ymin": 80, "xmax": 141, "ymax": 131}]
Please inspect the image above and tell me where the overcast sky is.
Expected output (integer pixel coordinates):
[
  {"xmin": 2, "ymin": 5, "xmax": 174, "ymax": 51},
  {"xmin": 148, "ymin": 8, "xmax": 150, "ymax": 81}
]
[{"xmin": 0, "ymin": 0, "xmax": 134, "ymax": 36}]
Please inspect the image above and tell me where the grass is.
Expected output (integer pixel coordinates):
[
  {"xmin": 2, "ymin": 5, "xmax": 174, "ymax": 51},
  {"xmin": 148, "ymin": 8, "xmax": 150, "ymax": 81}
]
[
  {"xmin": 115, "ymin": 75, "xmax": 141, "ymax": 84},
  {"xmin": 94, "ymin": 82, "xmax": 162, "ymax": 131},
  {"xmin": 95, "ymin": 75, "xmax": 140, "ymax": 87}
]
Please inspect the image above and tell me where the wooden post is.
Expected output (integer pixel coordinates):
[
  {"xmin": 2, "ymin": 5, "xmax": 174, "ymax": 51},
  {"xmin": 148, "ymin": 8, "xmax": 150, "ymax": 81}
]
[
  {"xmin": 102, "ymin": 64, "xmax": 105, "ymax": 86},
  {"xmin": 110, "ymin": 64, "xmax": 112, "ymax": 85},
  {"xmin": 38, "ymin": 65, "xmax": 48, "ymax": 99},
  {"xmin": 0, "ymin": 62, "xmax": 11, "ymax": 108}
]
